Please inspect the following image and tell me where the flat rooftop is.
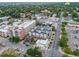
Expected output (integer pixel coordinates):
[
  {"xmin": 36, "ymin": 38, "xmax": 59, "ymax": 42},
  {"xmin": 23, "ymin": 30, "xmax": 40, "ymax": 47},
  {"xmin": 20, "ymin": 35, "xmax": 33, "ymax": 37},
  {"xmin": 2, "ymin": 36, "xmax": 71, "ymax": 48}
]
[
  {"xmin": 36, "ymin": 39, "xmax": 48, "ymax": 45},
  {"xmin": 18, "ymin": 20, "xmax": 36, "ymax": 28},
  {"xmin": 68, "ymin": 22, "xmax": 79, "ymax": 25},
  {"xmin": 0, "ymin": 16, "xmax": 10, "ymax": 20}
]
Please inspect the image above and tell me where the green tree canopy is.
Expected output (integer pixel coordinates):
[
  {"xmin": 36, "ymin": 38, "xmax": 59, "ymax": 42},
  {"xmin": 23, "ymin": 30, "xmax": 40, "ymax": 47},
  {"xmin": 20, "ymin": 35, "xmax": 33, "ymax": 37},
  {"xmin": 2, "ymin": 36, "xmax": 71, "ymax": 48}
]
[
  {"xmin": 73, "ymin": 49, "xmax": 79, "ymax": 56},
  {"xmin": 72, "ymin": 12, "xmax": 78, "ymax": 18},
  {"xmin": 9, "ymin": 36, "xmax": 20, "ymax": 43},
  {"xmin": 59, "ymin": 37, "xmax": 68, "ymax": 48},
  {"xmin": 26, "ymin": 47, "xmax": 42, "ymax": 57},
  {"xmin": 63, "ymin": 12, "xmax": 68, "ymax": 17}
]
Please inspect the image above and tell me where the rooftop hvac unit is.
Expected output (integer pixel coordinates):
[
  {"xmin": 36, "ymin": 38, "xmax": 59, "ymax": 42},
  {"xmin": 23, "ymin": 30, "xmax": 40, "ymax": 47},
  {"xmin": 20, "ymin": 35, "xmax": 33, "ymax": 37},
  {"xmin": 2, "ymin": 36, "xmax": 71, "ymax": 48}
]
[
  {"xmin": 40, "ymin": 33, "xmax": 43, "ymax": 37},
  {"xmin": 44, "ymin": 34, "xmax": 47, "ymax": 38},
  {"xmin": 33, "ymin": 32, "xmax": 35, "ymax": 36},
  {"xmin": 36, "ymin": 33, "xmax": 39, "ymax": 37},
  {"xmin": 29, "ymin": 32, "xmax": 31, "ymax": 36}
]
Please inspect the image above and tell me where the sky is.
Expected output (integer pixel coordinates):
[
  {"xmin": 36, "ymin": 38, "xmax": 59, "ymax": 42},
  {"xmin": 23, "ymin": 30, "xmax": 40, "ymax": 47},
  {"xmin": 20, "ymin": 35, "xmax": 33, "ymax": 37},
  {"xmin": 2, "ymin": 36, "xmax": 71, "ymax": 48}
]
[{"xmin": 0, "ymin": 0, "xmax": 79, "ymax": 2}]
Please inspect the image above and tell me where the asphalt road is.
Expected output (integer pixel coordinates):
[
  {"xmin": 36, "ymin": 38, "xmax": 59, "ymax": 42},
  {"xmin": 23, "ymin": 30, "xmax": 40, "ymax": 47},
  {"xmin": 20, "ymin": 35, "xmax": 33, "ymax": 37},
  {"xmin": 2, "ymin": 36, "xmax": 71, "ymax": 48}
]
[{"xmin": 51, "ymin": 18, "xmax": 63, "ymax": 57}]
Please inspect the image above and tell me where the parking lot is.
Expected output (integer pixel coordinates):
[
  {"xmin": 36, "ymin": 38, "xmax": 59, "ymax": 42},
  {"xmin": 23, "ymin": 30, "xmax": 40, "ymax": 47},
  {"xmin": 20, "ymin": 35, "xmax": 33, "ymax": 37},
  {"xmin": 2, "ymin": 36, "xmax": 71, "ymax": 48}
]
[
  {"xmin": 66, "ymin": 29, "xmax": 79, "ymax": 51},
  {"xmin": 0, "ymin": 37, "xmax": 33, "ymax": 55}
]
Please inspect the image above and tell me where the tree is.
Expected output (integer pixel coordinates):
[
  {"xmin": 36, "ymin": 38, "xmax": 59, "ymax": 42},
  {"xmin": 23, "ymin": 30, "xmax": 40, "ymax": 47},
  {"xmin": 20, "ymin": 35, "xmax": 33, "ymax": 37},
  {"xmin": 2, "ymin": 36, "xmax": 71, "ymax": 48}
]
[
  {"xmin": 60, "ymin": 32, "xmax": 68, "ymax": 48},
  {"xmin": 26, "ymin": 47, "xmax": 42, "ymax": 57},
  {"xmin": 73, "ymin": 49, "xmax": 79, "ymax": 56},
  {"xmin": 62, "ymin": 31, "xmax": 67, "ymax": 36},
  {"xmin": 60, "ymin": 22, "xmax": 68, "ymax": 48},
  {"xmin": 9, "ymin": 36, "xmax": 20, "ymax": 43},
  {"xmin": 72, "ymin": 12, "xmax": 78, "ymax": 18},
  {"xmin": 64, "ymin": 47, "xmax": 72, "ymax": 54},
  {"xmin": 0, "ymin": 48, "xmax": 20, "ymax": 57},
  {"xmin": 62, "ymin": 22, "xmax": 68, "ymax": 27},
  {"xmin": 59, "ymin": 38, "xmax": 68, "ymax": 48},
  {"xmin": 61, "ymin": 27, "xmax": 65, "ymax": 31},
  {"xmin": 63, "ymin": 12, "xmax": 68, "ymax": 17}
]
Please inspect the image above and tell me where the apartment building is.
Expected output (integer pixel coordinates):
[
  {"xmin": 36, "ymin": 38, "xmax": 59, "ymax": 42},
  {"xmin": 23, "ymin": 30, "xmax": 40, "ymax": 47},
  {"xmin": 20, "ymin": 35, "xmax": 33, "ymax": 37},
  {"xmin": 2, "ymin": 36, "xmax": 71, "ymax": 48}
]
[
  {"xmin": 0, "ymin": 18, "xmax": 36, "ymax": 40},
  {"xmin": 28, "ymin": 22, "xmax": 54, "ymax": 49},
  {"xmin": 0, "ymin": 22, "xmax": 10, "ymax": 37},
  {"xmin": 29, "ymin": 23, "xmax": 52, "ymax": 40},
  {"xmin": 9, "ymin": 20, "xmax": 36, "ymax": 40}
]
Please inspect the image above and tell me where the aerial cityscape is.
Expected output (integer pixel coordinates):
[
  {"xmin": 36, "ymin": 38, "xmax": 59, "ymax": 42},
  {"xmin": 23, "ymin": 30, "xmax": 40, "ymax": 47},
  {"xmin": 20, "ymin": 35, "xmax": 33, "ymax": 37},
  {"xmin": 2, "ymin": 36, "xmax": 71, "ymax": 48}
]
[{"xmin": 0, "ymin": 2, "xmax": 79, "ymax": 57}]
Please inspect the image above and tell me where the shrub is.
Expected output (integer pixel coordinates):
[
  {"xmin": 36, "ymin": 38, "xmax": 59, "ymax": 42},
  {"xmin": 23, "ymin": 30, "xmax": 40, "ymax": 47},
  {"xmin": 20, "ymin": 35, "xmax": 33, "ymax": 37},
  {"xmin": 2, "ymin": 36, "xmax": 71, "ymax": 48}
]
[
  {"xmin": 73, "ymin": 18, "xmax": 79, "ymax": 22},
  {"xmin": 0, "ymin": 48, "xmax": 20, "ymax": 57}
]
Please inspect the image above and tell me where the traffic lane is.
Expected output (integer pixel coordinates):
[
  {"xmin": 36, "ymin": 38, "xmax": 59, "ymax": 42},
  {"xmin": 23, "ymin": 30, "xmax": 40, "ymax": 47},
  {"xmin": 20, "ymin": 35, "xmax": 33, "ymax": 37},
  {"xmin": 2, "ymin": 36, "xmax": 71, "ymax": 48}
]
[{"xmin": 51, "ymin": 19, "xmax": 61, "ymax": 56}]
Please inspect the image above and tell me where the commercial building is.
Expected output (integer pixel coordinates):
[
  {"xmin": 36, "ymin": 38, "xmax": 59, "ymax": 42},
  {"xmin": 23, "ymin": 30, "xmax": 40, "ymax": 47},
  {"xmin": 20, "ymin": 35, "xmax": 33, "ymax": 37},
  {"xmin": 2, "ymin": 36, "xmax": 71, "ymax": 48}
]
[
  {"xmin": 66, "ymin": 22, "xmax": 79, "ymax": 30},
  {"xmin": 0, "ymin": 16, "xmax": 11, "ymax": 22},
  {"xmin": 36, "ymin": 16, "xmax": 59, "ymax": 27},
  {"xmin": 20, "ymin": 13, "xmax": 32, "ymax": 19},
  {"xmin": 34, "ymin": 13, "xmax": 47, "ymax": 18}
]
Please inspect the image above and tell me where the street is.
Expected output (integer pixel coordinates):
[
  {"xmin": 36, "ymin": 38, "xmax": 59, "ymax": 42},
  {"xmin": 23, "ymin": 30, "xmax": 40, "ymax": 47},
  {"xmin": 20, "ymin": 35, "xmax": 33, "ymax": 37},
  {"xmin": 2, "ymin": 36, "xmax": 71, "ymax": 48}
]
[
  {"xmin": 43, "ymin": 19, "xmax": 63, "ymax": 57},
  {"xmin": 51, "ymin": 17, "xmax": 63, "ymax": 57}
]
